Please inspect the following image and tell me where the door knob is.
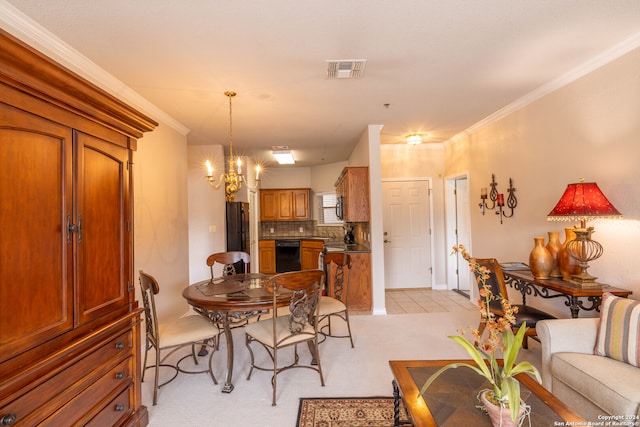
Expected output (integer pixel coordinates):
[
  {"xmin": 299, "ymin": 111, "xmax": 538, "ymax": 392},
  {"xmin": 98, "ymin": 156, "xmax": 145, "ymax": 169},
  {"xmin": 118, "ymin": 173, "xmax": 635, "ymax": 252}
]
[{"xmin": 384, "ymin": 239, "xmax": 391, "ymax": 243}]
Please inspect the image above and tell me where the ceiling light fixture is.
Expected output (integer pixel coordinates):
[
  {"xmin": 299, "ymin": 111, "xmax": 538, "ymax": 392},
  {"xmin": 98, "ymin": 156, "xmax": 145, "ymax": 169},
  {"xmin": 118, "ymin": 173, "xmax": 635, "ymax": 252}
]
[
  {"xmin": 272, "ymin": 146, "xmax": 295, "ymax": 165},
  {"xmin": 205, "ymin": 91, "xmax": 260, "ymax": 201},
  {"xmin": 407, "ymin": 134, "xmax": 423, "ymax": 145},
  {"xmin": 326, "ymin": 59, "xmax": 367, "ymax": 79}
]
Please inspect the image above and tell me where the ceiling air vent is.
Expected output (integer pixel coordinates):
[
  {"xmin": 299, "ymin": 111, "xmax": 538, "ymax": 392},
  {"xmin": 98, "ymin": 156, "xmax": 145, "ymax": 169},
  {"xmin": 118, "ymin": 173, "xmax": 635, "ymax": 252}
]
[{"xmin": 326, "ymin": 59, "xmax": 367, "ymax": 79}]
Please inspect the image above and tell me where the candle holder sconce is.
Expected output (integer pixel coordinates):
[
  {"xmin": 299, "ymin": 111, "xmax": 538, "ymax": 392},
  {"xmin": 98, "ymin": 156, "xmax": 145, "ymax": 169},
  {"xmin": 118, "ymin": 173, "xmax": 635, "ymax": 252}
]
[
  {"xmin": 479, "ymin": 174, "xmax": 499, "ymax": 215},
  {"xmin": 496, "ymin": 178, "xmax": 517, "ymax": 224},
  {"xmin": 479, "ymin": 175, "xmax": 517, "ymax": 224}
]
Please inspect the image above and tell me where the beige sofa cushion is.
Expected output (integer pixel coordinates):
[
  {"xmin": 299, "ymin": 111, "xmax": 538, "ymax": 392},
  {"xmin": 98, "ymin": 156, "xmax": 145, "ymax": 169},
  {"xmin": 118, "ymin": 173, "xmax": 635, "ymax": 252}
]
[{"xmin": 552, "ymin": 352, "xmax": 640, "ymax": 418}]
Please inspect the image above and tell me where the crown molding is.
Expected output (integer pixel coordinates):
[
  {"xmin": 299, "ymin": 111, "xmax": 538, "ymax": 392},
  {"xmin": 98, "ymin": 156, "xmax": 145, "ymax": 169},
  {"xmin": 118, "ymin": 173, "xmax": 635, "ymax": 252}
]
[
  {"xmin": 0, "ymin": 0, "xmax": 190, "ymax": 136},
  {"xmin": 445, "ymin": 31, "xmax": 640, "ymax": 146}
]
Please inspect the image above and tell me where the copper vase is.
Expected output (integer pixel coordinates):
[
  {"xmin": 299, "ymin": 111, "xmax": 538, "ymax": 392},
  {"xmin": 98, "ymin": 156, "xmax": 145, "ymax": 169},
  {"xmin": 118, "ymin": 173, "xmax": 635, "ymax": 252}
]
[
  {"xmin": 546, "ymin": 231, "xmax": 562, "ymax": 278},
  {"xmin": 558, "ymin": 227, "xmax": 581, "ymax": 281},
  {"xmin": 529, "ymin": 237, "xmax": 553, "ymax": 279}
]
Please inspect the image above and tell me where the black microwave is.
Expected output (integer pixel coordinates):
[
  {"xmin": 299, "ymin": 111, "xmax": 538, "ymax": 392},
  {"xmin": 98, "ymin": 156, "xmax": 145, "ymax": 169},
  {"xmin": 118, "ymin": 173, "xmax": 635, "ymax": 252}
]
[{"xmin": 335, "ymin": 196, "xmax": 344, "ymax": 220}]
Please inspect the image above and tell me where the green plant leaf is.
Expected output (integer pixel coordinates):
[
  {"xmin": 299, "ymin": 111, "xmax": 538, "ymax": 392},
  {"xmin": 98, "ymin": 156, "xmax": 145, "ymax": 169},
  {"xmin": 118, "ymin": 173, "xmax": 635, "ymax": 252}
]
[
  {"xmin": 510, "ymin": 362, "xmax": 542, "ymax": 384},
  {"xmin": 418, "ymin": 362, "xmax": 487, "ymax": 397},
  {"xmin": 448, "ymin": 335, "xmax": 493, "ymax": 380},
  {"xmin": 501, "ymin": 376, "xmax": 522, "ymax": 421},
  {"xmin": 502, "ymin": 324, "xmax": 526, "ymax": 377}
]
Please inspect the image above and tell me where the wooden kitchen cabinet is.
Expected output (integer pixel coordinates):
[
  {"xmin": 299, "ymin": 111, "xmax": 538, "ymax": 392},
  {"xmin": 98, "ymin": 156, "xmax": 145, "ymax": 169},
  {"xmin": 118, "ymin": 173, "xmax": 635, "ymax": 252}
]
[
  {"xmin": 327, "ymin": 252, "xmax": 372, "ymax": 312},
  {"xmin": 0, "ymin": 31, "xmax": 155, "ymax": 427},
  {"xmin": 301, "ymin": 240, "xmax": 324, "ymax": 270},
  {"xmin": 259, "ymin": 188, "xmax": 310, "ymax": 221},
  {"xmin": 258, "ymin": 240, "xmax": 276, "ymax": 274},
  {"xmin": 335, "ymin": 167, "xmax": 369, "ymax": 222}
]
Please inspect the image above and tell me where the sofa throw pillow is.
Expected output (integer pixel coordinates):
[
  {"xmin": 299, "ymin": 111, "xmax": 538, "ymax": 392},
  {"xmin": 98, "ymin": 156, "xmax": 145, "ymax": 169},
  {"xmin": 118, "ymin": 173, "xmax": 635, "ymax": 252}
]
[{"xmin": 594, "ymin": 292, "xmax": 640, "ymax": 367}]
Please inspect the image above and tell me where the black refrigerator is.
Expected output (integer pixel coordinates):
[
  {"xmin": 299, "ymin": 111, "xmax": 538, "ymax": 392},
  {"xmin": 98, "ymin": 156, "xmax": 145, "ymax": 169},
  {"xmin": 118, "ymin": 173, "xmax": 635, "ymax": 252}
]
[{"xmin": 226, "ymin": 201, "xmax": 250, "ymax": 273}]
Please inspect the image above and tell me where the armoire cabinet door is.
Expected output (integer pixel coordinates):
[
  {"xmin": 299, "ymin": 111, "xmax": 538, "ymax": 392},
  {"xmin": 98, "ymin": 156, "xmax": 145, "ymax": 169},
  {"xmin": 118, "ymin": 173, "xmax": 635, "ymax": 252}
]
[
  {"xmin": 75, "ymin": 131, "xmax": 130, "ymax": 325},
  {"xmin": 0, "ymin": 105, "xmax": 74, "ymax": 360}
]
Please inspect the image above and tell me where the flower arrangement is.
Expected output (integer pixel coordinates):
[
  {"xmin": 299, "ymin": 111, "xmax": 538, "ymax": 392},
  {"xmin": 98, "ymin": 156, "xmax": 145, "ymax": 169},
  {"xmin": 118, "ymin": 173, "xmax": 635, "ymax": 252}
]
[{"xmin": 419, "ymin": 245, "xmax": 541, "ymax": 423}]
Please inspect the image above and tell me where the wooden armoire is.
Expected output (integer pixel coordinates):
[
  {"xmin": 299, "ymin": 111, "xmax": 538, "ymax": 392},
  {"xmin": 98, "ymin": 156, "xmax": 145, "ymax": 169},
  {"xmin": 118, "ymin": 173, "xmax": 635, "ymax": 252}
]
[{"xmin": 0, "ymin": 30, "xmax": 156, "ymax": 426}]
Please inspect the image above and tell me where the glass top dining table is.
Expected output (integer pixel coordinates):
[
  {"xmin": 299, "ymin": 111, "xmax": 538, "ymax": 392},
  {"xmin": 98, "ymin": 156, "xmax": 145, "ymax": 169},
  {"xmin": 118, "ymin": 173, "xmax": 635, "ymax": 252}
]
[{"xmin": 182, "ymin": 273, "xmax": 291, "ymax": 393}]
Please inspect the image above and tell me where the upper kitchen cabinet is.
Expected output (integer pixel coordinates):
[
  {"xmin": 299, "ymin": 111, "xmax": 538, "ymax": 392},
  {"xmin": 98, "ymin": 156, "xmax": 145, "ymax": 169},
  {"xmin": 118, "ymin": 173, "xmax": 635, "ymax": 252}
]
[
  {"xmin": 260, "ymin": 188, "xmax": 310, "ymax": 221},
  {"xmin": 335, "ymin": 167, "xmax": 369, "ymax": 222}
]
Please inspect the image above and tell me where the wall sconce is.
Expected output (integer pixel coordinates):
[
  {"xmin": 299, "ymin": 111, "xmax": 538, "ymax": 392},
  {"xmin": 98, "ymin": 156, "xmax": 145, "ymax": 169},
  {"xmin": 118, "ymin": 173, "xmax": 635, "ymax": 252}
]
[
  {"xmin": 496, "ymin": 178, "xmax": 517, "ymax": 224},
  {"xmin": 479, "ymin": 174, "xmax": 517, "ymax": 224},
  {"xmin": 479, "ymin": 174, "xmax": 498, "ymax": 214}
]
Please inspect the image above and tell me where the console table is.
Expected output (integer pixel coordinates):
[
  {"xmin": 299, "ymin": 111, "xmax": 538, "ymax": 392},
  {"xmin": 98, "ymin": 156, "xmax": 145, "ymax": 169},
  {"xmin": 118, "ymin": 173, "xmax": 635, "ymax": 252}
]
[{"xmin": 503, "ymin": 269, "xmax": 632, "ymax": 318}]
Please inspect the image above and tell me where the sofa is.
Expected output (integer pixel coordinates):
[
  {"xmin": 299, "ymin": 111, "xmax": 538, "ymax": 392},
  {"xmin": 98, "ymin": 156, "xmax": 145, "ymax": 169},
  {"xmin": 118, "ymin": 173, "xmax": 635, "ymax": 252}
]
[{"xmin": 538, "ymin": 316, "xmax": 640, "ymax": 421}]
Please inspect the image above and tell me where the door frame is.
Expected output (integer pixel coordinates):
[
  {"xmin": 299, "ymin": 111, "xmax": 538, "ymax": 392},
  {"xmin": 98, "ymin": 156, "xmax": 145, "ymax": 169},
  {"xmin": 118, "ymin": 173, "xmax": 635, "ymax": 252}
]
[
  {"xmin": 381, "ymin": 177, "xmax": 435, "ymax": 289},
  {"xmin": 444, "ymin": 172, "xmax": 473, "ymax": 296}
]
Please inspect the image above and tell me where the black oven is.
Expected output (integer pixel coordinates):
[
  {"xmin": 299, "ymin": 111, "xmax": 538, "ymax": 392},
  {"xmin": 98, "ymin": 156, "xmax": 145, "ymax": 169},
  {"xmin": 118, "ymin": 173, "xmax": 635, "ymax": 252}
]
[{"xmin": 275, "ymin": 240, "xmax": 301, "ymax": 272}]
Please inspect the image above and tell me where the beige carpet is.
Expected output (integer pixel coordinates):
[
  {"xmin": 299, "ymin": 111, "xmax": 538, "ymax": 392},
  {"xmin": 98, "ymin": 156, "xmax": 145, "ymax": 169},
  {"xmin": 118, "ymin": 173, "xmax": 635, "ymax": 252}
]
[
  {"xmin": 296, "ymin": 397, "xmax": 410, "ymax": 427},
  {"xmin": 142, "ymin": 306, "xmax": 542, "ymax": 426}
]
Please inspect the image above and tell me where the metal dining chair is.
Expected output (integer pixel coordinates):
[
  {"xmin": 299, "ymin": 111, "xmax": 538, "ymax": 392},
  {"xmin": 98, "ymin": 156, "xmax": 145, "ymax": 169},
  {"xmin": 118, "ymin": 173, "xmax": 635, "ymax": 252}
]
[
  {"xmin": 244, "ymin": 269, "xmax": 326, "ymax": 405},
  {"xmin": 473, "ymin": 259, "xmax": 556, "ymax": 349},
  {"xmin": 207, "ymin": 251, "xmax": 251, "ymax": 278},
  {"xmin": 139, "ymin": 270, "xmax": 220, "ymax": 405},
  {"xmin": 318, "ymin": 252, "xmax": 354, "ymax": 347}
]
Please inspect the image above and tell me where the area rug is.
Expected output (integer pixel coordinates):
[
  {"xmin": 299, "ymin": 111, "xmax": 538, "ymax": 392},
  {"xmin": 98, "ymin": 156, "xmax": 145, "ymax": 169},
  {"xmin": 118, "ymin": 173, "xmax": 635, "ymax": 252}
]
[{"xmin": 296, "ymin": 397, "xmax": 410, "ymax": 427}]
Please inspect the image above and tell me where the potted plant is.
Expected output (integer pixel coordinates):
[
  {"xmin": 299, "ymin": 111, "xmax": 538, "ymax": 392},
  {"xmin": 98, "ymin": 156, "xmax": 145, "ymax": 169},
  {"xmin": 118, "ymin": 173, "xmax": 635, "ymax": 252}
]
[{"xmin": 419, "ymin": 245, "xmax": 541, "ymax": 426}]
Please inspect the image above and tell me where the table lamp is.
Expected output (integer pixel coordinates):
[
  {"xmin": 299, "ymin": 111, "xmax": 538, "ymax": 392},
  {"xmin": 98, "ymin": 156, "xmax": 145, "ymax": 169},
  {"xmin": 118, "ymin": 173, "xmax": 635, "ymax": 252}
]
[{"xmin": 547, "ymin": 180, "xmax": 621, "ymax": 287}]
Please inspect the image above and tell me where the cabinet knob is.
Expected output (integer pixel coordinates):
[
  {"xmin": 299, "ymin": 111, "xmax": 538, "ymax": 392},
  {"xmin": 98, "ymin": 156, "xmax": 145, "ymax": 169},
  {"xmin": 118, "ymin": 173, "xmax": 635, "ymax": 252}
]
[
  {"xmin": 115, "ymin": 404, "xmax": 125, "ymax": 412},
  {"xmin": 115, "ymin": 371, "xmax": 125, "ymax": 380},
  {"xmin": 115, "ymin": 342, "xmax": 125, "ymax": 350},
  {"xmin": 0, "ymin": 414, "xmax": 17, "ymax": 425}
]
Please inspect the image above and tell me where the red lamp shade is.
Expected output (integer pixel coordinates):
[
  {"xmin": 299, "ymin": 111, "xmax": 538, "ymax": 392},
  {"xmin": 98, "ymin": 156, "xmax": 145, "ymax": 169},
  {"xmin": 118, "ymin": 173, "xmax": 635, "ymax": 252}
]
[{"xmin": 547, "ymin": 182, "xmax": 622, "ymax": 222}]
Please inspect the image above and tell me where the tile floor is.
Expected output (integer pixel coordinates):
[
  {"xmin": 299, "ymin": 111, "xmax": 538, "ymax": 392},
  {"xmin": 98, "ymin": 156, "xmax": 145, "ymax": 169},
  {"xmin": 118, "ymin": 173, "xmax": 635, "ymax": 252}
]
[{"xmin": 385, "ymin": 288, "xmax": 477, "ymax": 314}]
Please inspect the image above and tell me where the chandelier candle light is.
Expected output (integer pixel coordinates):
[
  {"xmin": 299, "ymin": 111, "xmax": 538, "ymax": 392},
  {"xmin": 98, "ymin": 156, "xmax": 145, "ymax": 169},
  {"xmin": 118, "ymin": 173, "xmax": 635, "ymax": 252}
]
[
  {"xmin": 205, "ymin": 91, "xmax": 260, "ymax": 201},
  {"xmin": 547, "ymin": 180, "xmax": 622, "ymax": 287}
]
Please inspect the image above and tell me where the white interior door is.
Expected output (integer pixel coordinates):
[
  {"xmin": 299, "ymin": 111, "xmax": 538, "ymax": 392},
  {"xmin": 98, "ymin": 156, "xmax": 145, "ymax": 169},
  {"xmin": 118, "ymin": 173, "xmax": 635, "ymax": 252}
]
[
  {"xmin": 382, "ymin": 180, "xmax": 432, "ymax": 289},
  {"xmin": 454, "ymin": 178, "xmax": 471, "ymax": 291}
]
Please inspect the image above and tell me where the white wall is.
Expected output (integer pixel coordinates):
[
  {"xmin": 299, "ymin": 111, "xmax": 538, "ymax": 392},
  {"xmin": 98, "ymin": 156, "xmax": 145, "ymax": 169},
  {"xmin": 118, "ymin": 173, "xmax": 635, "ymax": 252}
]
[
  {"xmin": 134, "ymin": 124, "xmax": 191, "ymax": 320},
  {"xmin": 259, "ymin": 167, "xmax": 311, "ymax": 188},
  {"xmin": 311, "ymin": 162, "xmax": 348, "ymax": 193},
  {"xmin": 444, "ymin": 47, "xmax": 640, "ymax": 317},
  {"xmin": 187, "ymin": 145, "xmax": 227, "ymax": 284}
]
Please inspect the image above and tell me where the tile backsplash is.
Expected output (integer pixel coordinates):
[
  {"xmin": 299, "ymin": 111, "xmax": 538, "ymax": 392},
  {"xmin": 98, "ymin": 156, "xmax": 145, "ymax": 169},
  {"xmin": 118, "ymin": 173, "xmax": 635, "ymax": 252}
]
[{"xmin": 259, "ymin": 221, "xmax": 370, "ymax": 247}]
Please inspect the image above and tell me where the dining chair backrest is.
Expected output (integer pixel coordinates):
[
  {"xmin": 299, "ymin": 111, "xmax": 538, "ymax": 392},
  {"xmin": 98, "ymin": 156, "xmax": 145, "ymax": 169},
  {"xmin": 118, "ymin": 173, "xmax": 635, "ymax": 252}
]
[
  {"xmin": 207, "ymin": 251, "xmax": 250, "ymax": 278},
  {"xmin": 473, "ymin": 258, "xmax": 509, "ymax": 315},
  {"xmin": 323, "ymin": 252, "xmax": 352, "ymax": 303},
  {"xmin": 268, "ymin": 269, "xmax": 325, "ymax": 336},
  {"xmin": 139, "ymin": 270, "xmax": 161, "ymax": 348}
]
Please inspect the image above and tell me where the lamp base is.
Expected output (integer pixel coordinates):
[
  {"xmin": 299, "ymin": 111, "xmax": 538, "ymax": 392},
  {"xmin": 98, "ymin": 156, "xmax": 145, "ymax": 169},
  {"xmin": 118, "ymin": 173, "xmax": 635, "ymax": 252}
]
[{"xmin": 569, "ymin": 273, "xmax": 603, "ymax": 289}]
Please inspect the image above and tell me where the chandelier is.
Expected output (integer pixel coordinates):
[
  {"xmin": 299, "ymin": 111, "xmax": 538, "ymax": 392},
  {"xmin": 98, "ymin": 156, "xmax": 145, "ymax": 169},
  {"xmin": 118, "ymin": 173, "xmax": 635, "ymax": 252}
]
[{"xmin": 205, "ymin": 91, "xmax": 260, "ymax": 201}]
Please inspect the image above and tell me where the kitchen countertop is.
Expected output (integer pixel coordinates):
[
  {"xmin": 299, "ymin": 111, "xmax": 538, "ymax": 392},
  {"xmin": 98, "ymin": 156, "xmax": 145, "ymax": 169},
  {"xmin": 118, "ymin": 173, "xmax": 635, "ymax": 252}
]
[
  {"xmin": 323, "ymin": 243, "xmax": 371, "ymax": 253},
  {"xmin": 260, "ymin": 236, "xmax": 333, "ymax": 242},
  {"xmin": 258, "ymin": 236, "xmax": 371, "ymax": 253}
]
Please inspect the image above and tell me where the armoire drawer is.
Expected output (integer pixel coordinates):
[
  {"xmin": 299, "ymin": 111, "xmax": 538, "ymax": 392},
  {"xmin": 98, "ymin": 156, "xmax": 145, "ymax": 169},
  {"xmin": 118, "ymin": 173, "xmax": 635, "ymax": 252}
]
[
  {"xmin": 86, "ymin": 385, "xmax": 133, "ymax": 427},
  {"xmin": 42, "ymin": 357, "xmax": 133, "ymax": 426},
  {"xmin": 0, "ymin": 330, "xmax": 132, "ymax": 426}
]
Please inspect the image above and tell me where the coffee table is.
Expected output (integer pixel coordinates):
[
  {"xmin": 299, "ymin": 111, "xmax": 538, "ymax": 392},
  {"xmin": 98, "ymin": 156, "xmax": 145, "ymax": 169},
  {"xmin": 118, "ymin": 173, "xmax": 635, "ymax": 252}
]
[{"xmin": 389, "ymin": 360, "xmax": 585, "ymax": 427}]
